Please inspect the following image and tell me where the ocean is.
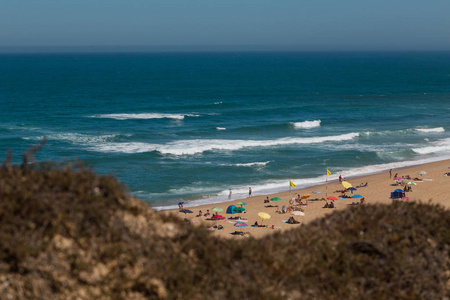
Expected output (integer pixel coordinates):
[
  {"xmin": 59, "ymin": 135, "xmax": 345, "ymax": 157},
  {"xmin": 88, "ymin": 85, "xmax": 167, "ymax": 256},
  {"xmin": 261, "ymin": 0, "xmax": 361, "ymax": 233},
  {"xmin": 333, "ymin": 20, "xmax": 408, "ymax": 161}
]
[{"xmin": 1, "ymin": 51, "xmax": 449, "ymax": 210}]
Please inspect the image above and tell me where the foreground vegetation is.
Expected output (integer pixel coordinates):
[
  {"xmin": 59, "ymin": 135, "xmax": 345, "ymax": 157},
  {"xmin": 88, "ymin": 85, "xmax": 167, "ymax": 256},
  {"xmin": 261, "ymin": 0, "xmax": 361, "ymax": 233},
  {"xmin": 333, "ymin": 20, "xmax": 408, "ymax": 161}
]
[{"xmin": 1, "ymin": 149, "xmax": 449, "ymax": 299}]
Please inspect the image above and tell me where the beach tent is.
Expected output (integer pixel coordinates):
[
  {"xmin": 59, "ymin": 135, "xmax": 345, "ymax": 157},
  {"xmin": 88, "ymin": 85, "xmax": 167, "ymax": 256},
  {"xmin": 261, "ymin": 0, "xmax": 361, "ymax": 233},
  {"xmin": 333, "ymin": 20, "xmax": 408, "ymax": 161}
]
[
  {"xmin": 391, "ymin": 190, "xmax": 404, "ymax": 199},
  {"xmin": 226, "ymin": 205, "xmax": 237, "ymax": 214},
  {"xmin": 234, "ymin": 207, "xmax": 246, "ymax": 213}
]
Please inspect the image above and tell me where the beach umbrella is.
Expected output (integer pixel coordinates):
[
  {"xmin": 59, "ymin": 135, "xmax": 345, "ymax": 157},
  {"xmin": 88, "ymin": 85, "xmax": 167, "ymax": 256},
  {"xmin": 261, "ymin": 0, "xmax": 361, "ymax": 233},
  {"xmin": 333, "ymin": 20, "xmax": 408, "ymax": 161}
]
[
  {"xmin": 270, "ymin": 197, "xmax": 282, "ymax": 201},
  {"xmin": 394, "ymin": 177, "xmax": 403, "ymax": 180},
  {"xmin": 258, "ymin": 212, "xmax": 271, "ymax": 224},
  {"xmin": 394, "ymin": 189, "xmax": 404, "ymax": 193},
  {"xmin": 351, "ymin": 194, "xmax": 364, "ymax": 198},
  {"xmin": 418, "ymin": 171, "xmax": 427, "ymax": 175},
  {"xmin": 291, "ymin": 211, "xmax": 305, "ymax": 216},
  {"xmin": 347, "ymin": 187, "xmax": 357, "ymax": 191},
  {"xmin": 236, "ymin": 202, "xmax": 247, "ymax": 206},
  {"xmin": 212, "ymin": 207, "xmax": 223, "ymax": 212},
  {"xmin": 234, "ymin": 207, "xmax": 246, "ymax": 213},
  {"xmin": 342, "ymin": 181, "xmax": 352, "ymax": 189},
  {"xmin": 406, "ymin": 181, "xmax": 417, "ymax": 185},
  {"xmin": 211, "ymin": 214, "xmax": 226, "ymax": 220},
  {"xmin": 327, "ymin": 196, "xmax": 339, "ymax": 201},
  {"xmin": 301, "ymin": 194, "xmax": 311, "ymax": 199},
  {"xmin": 312, "ymin": 190, "xmax": 322, "ymax": 194},
  {"xmin": 234, "ymin": 222, "xmax": 248, "ymax": 227},
  {"xmin": 179, "ymin": 209, "xmax": 193, "ymax": 220}
]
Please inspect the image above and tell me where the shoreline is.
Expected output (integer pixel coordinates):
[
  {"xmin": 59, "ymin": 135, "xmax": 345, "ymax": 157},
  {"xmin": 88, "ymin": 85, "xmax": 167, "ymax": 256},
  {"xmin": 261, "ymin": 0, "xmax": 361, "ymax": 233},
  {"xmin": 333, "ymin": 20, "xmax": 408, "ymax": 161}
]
[
  {"xmin": 154, "ymin": 155, "xmax": 450, "ymax": 211},
  {"xmin": 159, "ymin": 158, "xmax": 450, "ymax": 239}
]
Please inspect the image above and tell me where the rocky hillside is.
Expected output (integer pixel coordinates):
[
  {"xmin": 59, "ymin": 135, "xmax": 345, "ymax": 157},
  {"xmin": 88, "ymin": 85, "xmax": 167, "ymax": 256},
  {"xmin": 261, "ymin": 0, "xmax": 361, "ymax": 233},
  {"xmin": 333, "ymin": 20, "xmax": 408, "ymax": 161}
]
[{"xmin": 1, "ymin": 160, "xmax": 449, "ymax": 299}]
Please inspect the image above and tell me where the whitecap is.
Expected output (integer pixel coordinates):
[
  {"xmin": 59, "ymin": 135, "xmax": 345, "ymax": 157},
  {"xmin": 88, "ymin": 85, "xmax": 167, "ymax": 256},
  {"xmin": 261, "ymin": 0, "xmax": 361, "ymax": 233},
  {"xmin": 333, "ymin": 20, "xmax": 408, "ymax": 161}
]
[
  {"xmin": 220, "ymin": 161, "xmax": 271, "ymax": 167},
  {"xmin": 412, "ymin": 138, "xmax": 450, "ymax": 155},
  {"xmin": 291, "ymin": 120, "xmax": 321, "ymax": 129},
  {"xmin": 415, "ymin": 127, "xmax": 445, "ymax": 133},
  {"xmin": 216, "ymin": 127, "xmax": 226, "ymax": 130},
  {"xmin": 88, "ymin": 113, "xmax": 199, "ymax": 120}
]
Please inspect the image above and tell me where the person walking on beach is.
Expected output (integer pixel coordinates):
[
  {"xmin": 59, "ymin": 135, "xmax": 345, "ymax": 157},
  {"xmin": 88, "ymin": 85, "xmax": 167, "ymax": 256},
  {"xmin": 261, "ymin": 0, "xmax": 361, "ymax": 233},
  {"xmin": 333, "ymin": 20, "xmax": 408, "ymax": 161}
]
[
  {"xmin": 389, "ymin": 169, "xmax": 392, "ymax": 178},
  {"xmin": 228, "ymin": 189, "xmax": 232, "ymax": 199},
  {"xmin": 248, "ymin": 187, "xmax": 252, "ymax": 197},
  {"xmin": 339, "ymin": 175, "xmax": 342, "ymax": 182}
]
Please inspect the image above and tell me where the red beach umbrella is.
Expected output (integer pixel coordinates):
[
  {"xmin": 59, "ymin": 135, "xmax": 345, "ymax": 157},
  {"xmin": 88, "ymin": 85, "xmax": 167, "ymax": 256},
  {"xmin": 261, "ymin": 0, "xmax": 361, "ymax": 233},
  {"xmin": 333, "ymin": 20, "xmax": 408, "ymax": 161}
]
[{"xmin": 327, "ymin": 196, "xmax": 339, "ymax": 201}]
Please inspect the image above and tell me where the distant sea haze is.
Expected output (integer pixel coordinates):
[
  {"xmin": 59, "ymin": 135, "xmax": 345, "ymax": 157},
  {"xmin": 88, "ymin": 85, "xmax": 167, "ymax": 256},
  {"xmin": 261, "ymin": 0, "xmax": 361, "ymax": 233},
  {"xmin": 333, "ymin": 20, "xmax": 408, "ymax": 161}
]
[{"xmin": 1, "ymin": 51, "xmax": 449, "ymax": 209}]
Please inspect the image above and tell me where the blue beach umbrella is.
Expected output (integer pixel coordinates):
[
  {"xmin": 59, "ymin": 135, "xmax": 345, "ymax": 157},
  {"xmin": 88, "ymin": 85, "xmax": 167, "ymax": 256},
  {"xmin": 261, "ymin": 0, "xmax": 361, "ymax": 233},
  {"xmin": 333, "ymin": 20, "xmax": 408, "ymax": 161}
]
[
  {"xmin": 347, "ymin": 187, "xmax": 357, "ymax": 191},
  {"xmin": 394, "ymin": 189, "xmax": 404, "ymax": 193},
  {"xmin": 234, "ymin": 222, "xmax": 249, "ymax": 227},
  {"xmin": 351, "ymin": 194, "xmax": 364, "ymax": 198}
]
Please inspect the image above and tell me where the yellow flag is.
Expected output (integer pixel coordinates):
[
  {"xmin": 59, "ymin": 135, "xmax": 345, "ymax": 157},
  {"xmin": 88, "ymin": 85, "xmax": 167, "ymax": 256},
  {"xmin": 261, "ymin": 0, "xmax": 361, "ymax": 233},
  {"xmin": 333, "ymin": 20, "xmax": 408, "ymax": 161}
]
[
  {"xmin": 290, "ymin": 181, "xmax": 296, "ymax": 188},
  {"xmin": 326, "ymin": 169, "xmax": 331, "ymax": 176}
]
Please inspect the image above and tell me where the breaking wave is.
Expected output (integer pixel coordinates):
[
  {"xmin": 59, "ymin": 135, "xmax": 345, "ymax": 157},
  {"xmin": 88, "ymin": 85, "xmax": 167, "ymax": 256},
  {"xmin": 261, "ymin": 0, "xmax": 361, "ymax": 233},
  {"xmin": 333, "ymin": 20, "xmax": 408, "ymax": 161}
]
[
  {"xmin": 415, "ymin": 127, "xmax": 445, "ymax": 133},
  {"xmin": 88, "ymin": 132, "xmax": 359, "ymax": 155},
  {"xmin": 88, "ymin": 113, "xmax": 199, "ymax": 120},
  {"xmin": 291, "ymin": 120, "xmax": 321, "ymax": 129},
  {"xmin": 412, "ymin": 138, "xmax": 450, "ymax": 155},
  {"xmin": 220, "ymin": 161, "xmax": 271, "ymax": 167}
]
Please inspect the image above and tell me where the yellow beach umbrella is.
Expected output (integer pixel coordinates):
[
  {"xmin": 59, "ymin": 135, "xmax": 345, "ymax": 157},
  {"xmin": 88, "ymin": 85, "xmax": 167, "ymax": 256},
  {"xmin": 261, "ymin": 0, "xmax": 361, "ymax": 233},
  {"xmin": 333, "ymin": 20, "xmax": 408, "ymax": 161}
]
[
  {"xmin": 257, "ymin": 212, "xmax": 271, "ymax": 225},
  {"xmin": 342, "ymin": 181, "xmax": 353, "ymax": 189},
  {"xmin": 258, "ymin": 212, "xmax": 271, "ymax": 219}
]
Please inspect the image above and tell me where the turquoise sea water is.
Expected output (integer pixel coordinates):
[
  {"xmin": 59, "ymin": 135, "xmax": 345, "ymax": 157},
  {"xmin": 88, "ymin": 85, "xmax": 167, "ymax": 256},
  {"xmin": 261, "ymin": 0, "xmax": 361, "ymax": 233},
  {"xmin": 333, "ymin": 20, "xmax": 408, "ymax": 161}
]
[{"xmin": 1, "ymin": 52, "xmax": 449, "ymax": 209}]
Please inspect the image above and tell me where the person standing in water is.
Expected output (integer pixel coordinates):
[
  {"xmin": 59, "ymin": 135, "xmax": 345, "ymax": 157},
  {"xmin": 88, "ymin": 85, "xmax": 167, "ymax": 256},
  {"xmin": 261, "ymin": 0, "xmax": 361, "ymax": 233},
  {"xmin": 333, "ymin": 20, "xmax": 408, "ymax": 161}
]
[
  {"xmin": 228, "ymin": 189, "xmax": 232, "ymax": 199},
  {"xmin": 248, "ymin": 187, "xmax": 252, "ymax": 197}
]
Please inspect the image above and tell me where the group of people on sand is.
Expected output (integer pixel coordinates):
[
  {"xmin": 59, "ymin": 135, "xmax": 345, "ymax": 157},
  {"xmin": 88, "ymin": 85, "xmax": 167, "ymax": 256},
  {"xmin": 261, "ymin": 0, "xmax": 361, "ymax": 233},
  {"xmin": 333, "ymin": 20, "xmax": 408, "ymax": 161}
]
[
  {"xmin": 208, "ymin": 224, "xmax": 223, "ymax": 230},
  {"xmin": 286, "ymin": 216, "xmax": 300, "ymax": 224},
  {"xmin": 196, "ymin": 209, "xmax": 211, "ymax": 217},
  {"xmin": 351, "ymin": 198, "xmax": 365, "ymax": 205},
  {"xmin": 403, "ymin": 185, "xmax": 413, "ymax": 192},
  {"xmin": 323, "ymin": 201, "xmax": 335, "ymax": 209}
]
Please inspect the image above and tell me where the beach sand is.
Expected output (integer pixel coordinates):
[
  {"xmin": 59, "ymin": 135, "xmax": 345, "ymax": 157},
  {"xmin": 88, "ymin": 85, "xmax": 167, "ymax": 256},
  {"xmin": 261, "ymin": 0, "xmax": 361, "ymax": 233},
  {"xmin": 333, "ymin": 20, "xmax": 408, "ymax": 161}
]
[{"xmin": 160, "ymin": 159, "xmax": 450, "ymax": 239}]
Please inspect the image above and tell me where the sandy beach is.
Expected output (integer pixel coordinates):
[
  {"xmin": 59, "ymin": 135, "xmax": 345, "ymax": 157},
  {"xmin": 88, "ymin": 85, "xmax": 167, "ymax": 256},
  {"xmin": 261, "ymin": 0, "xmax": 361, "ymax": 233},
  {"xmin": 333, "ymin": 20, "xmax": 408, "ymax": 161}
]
[{"xmin": 161, "ymin": 159, "xmax": 450, "ymax": 239}]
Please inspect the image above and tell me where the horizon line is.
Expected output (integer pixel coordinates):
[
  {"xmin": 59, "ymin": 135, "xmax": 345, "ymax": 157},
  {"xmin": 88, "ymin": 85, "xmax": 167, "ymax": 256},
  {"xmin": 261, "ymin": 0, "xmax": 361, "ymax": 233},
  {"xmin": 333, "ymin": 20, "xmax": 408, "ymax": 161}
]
[{"xmin": 1, "ymin": 45, "xmax": 450, "ymax": 54}]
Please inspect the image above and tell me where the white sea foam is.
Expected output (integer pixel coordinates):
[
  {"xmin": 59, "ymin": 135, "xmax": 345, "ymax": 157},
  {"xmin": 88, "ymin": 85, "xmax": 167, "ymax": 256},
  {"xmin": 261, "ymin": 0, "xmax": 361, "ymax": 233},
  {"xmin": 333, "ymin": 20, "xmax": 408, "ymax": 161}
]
[
  {"xmin": 412, "ymin": 138, "xmax": 450, "ymax": 155},
  {"xmin": 415, "ymin": 127, "xmax": 445, "ymax": 133},
  {"xmin": 88, "ymin": 113, "xmax": 199, "ymax": 120},
  {"xmin": 156, "ymin": 132, "xmax": 359, "ymax": 155},
  {"xmin": 49, "ymin": 133, "xmax": 121, "ymax": 144},
  {"xmin": 93, "ymin": 133, "xmax": 357, "ymax": 154},
  {"xmin": 88, "ymin": 132, "xmax": 359, "ymax": 155},
  {"xmin": 89, "ymin": 142, "xmax": 159, "ymax": 153},
  {"xmin": 292, "ymin": 120, "xmax": 321, "ymax": 129},
  {"xmin": 220, "ymin": 161, "xmax": 271, "ymax": 167},
  {"xmin": 216, "ymin": 127, "xmax": 226, "ymax": 130}
]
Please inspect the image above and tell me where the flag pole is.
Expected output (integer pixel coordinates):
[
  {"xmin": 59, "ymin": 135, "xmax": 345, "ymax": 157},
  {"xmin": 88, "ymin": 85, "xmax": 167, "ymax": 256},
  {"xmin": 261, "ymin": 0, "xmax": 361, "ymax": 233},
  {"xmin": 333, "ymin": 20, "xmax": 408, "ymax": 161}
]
[{"xmin": 289, "ymin": 179, "xmax": 291, "ymax": 195}]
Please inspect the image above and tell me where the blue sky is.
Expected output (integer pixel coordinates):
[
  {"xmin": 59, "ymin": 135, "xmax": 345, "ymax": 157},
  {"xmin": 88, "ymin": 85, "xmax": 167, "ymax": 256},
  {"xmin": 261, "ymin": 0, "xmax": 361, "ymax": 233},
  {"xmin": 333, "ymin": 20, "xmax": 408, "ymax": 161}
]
[{"xmin": 1, "ymin": 0, "xmax": 449, "ymax": 51}]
